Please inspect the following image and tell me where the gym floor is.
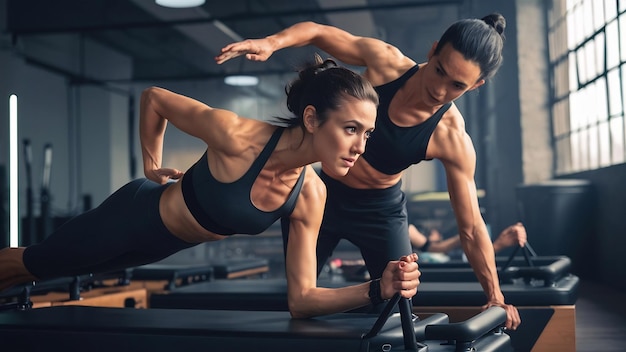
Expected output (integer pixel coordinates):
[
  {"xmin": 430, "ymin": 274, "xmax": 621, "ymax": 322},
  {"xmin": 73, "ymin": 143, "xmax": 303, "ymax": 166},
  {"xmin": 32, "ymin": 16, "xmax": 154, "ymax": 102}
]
[{"xmin": 575, "ymin": 279, "xmax": 626, "ymax": 351}]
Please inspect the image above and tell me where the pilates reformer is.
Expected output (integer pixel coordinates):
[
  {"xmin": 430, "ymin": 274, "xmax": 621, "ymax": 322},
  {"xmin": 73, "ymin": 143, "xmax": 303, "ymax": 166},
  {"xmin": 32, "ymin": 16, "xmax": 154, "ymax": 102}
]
[
  {"xmin": 0, "ymin": 257, "xmax": 271, "ymax": 310},
  {"xmin": 413, "ymin": 244, "xmax": 579, "ymax": 352},
  {"xmin": 148, "ymin": 245, "xmax": 578, "ymax": 351},
  {"xmin": 0, "ymin": 292, "xmax": 512, "ymax": 352},
  {"xmin": 0, "ymin": 272, "xmax": 148, "ymax": 310}
]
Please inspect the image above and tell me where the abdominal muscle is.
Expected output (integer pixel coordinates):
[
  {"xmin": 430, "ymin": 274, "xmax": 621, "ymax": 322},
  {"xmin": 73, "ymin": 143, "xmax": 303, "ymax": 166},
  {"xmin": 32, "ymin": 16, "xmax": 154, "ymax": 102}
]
[
  {"xmin": 338, "ymin": 158, "xmax": 403, "ymax": 189},
  {"xmin": 158, "ymin": 176, "xmax": 228, "ymax": 244}
]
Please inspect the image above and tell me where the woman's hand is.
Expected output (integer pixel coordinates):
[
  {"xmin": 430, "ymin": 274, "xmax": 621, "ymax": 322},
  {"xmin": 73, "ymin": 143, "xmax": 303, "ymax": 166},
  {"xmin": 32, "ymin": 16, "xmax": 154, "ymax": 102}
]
[
  {"xmin": 215, "ymin": 38, "xmax": 276, "ymax": 64},
  {"xmin": 145, "ymin": 167, "xmax": 183, "ymax": 185},
  {"xmin": 482, "ymin": 300, "xmax": 521, "ymax": 331},
  {"xmin": 380, "ymin": 253, "xmax": 420, "ymax": 300},
  {"xmin": 493, "ymin": 222, "xmax": 527, "ymax": 252}
]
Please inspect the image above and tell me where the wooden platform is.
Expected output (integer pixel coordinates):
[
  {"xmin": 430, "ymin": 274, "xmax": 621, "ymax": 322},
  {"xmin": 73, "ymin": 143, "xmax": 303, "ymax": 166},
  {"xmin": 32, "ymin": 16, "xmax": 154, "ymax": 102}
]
[{"xmin": 30, "ymin": 286, "xmax": 148, "ymax": 309}]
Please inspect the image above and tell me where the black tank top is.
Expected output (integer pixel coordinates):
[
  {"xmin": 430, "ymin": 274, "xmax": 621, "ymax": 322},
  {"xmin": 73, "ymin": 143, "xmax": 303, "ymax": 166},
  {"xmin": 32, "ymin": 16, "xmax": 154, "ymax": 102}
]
[
  {"xmin": 181, "ymin": 127, "xmax": 305, "ymax": 235},
  {"xmin": 362, "ymin": 65, "xmax": 451, "ymax": 175}
]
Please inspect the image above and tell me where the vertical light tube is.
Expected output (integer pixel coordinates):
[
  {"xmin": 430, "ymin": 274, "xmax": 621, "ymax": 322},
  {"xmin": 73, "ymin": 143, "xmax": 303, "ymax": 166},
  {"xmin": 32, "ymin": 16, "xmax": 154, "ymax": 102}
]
[{"xmin": 9, "ymin": 94, "xmax": 18, "ymax": 247}]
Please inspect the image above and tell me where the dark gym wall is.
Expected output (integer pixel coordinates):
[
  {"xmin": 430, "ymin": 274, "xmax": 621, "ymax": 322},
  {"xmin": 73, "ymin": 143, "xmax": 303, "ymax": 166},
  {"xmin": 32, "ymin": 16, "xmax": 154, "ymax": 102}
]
[
  {"xmin": 0, "ymin": 165, "xmax": 6, "ymax": 248},
  {"xmin": 462, "ymin": 0, "xmax": 523, "ymax": 235},
  {"xmin": 560, "ymin": 164, "xmax": 626, "ymax": 292}
]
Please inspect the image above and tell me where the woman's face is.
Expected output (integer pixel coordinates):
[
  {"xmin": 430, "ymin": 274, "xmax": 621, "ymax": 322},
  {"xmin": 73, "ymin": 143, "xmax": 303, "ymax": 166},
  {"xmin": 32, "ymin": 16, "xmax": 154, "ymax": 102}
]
[
  {"xmin": 421, "ymin": 42, "xmax": 485, "ymax": 106},
  {"xmin": 311, "ymin": 96, "xmax": 377, "ymax": 177}
]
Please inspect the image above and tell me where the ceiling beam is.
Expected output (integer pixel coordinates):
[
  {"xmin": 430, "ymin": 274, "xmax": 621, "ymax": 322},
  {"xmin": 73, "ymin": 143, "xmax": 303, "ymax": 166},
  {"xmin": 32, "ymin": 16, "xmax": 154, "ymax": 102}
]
[
  {"xmin": 7, "ymin": 0, "xmax": 464, "ymax": 35},
  {"xmin": 318, "ymin": 0, "xmax": 378, "ymax": 37}
]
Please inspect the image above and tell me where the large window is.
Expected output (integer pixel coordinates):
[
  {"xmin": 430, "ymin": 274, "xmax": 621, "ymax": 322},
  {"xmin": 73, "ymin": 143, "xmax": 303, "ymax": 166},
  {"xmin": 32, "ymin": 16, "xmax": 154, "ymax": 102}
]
[{"xmin": 549, "ymin": 0, "xmax": 626, "ymax": 174}]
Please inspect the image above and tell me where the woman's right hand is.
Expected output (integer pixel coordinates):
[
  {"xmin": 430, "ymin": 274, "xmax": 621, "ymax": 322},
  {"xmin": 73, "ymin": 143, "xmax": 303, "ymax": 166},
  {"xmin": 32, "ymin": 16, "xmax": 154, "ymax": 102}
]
[
  {"xmin": 146, "ymin": 167, "xmax": 183, "ymax": 185},
  {"xmin": 380, "ymin": 253, "xmax": 420, "ymax": 300},
  {"xmin": 215, "ymin": 38, "xmax": 276, "ymax": 64}
]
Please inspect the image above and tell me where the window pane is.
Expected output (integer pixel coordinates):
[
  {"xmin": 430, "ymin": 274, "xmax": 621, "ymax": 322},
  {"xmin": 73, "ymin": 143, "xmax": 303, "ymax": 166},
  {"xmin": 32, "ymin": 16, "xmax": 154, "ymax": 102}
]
[
  {"xmin": 608, "ymin": 69, "xmax": 623, "ymax": 115},
  {"xmin": 585, "ymin": 40, "xmax": 597, "ymax": 82},
  {"xmin": 596, "ymin": 32, "xmax": 606, "ymax": 74},
  {"xmin": 606, "ymin": 0, "xmax": 618, "ymax": 21},
  {"xmin": 607, "ymin": 20, "xmax": 620, "ymax": 69},
  {"xmin": 577, "ymin": 48, "xmax": 587, "ymax": 85},
  {"xmin": 570, "ymin": 133, "xmax": 578, "ymax": 171},
  {"xmin": 568, "ymin": 7, "xmax": 578, "ymax": 50},
  {"xmin": 582, "ymin": 84, "xmax": 593, "ymax": 125},
  {"xmin": 620, "ymin": 15, "xmax": 626, "ymax": 62},
  {"xmin": 588, "ymin": 125, "xmax": 599, "ymax": 169},
  {"xmin": 594, "ymin": 0, "xmax": 606, "ymax": 30},
  {"xmin": 574, "ymin": 3, "xmax": 586, "ymax": 44},
  {"xmin": 570, "ymin": 89, "xmax": 583, "ymax": 130},
  {"xmin": 550, "ymin": 0, "xmax": 625, "ymax": 174},
  {"xmin": 583, "ymin": 1, "xmax": 595, "ymax": 37},
  {"xmin": 621, "ymin": 66, "xmax": 626, "ymax": 117},
  {"xmin": 598, "ymin": 121, "xmax": 611, "ymax": 166},
  {"xmin": 586, "ymin": 85, "xmax": 596, "ymax": 125},
  {"xmin": 567, "ymin": 0, "xmax": 580, "ymax": 11},
  {"xmin": 595, "ymin": 77, "xmax": 609, "ymax": 122},
  {"xmin": 610, "ymin": 116, "xmax": 625, "ymax": 163},
  {"xmin": 571, "ymin": 131, "xmax": 582, "ymax": 171},
  {"xmin": 569, "ymin": 52, "xmax": 579, "ymax": 91}
]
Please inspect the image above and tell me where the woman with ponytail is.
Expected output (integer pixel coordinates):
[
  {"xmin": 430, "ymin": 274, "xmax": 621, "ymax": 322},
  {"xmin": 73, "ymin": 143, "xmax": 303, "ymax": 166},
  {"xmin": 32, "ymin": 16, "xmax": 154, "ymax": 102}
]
[
  {"xmin": 0, "ymin": 56, "xmax": 420, "ymax": 318},
  {"xmin": 216, "ymin": 13, "xmax": 520, "ymax": 330}
]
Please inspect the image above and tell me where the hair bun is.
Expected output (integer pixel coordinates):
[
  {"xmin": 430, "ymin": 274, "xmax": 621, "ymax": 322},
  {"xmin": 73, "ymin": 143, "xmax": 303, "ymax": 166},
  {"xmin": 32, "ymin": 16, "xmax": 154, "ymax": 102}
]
[{"xmin": 482, "ymin": 13, "xmax": 506, "ymax": 36}]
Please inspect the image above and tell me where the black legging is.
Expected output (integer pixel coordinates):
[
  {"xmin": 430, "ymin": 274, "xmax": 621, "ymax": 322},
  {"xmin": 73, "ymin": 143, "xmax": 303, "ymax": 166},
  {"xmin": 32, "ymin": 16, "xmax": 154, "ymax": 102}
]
[
  {"xmin": 315, "ymin": 171, "xmax": 412, "ymax": 280},
  {"xmin": 23, "ymin": 179, "xmax": 197, "ymax": 279}
]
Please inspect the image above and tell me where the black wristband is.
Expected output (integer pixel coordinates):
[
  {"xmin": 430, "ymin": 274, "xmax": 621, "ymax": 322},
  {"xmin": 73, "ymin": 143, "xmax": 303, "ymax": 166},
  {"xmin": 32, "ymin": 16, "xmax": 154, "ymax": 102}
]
[
  {"xmin": 369, "ymin": 278, "xmax": 385, "ymax": 305},
  {"xmin": 420, "ymin": 237, "xmax": 431, "ymax": 252}
]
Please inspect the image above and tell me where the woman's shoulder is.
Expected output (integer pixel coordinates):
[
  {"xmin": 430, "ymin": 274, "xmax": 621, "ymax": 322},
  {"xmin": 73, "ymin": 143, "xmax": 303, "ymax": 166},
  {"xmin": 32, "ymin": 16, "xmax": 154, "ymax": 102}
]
[
  {"xmin": 286, "ymin": 165, "xmax": 327, "ymax": 223},
  {"xmin": 298, "ymin": 165, "xmax": 327, "ymax": 202},
  {"xmin": 428, "ymin": 104, "xmax": 473, "ymax": 160},
  {"xmin": 213, "ymin": 118, "xmax": 275, "ymax": 154},
  {"xmin": 364, "ymin": 52, "xmax": 416, "ymax": 86}
]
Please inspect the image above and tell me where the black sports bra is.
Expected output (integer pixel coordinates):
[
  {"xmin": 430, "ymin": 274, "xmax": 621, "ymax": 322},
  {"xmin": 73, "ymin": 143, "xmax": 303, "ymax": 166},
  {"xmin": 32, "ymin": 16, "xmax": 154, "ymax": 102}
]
[
  {"xmin": 363, "ymin": 65, "xmax": 451, "ymax": 175},
  {"xmin": 181, "ymin": 127, "xmax": 306, "ymax": 235}
]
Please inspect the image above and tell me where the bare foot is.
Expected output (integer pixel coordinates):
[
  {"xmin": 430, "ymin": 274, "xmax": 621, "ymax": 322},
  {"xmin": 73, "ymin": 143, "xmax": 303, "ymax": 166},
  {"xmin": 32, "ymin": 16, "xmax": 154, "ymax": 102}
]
[{"xmin": 0, "ymin": 247, "xmax": 36, "ymax": 292}]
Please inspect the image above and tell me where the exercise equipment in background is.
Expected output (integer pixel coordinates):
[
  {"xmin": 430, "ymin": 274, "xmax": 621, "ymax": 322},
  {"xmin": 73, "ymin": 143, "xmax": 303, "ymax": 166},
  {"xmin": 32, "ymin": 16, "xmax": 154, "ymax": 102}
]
[
  {"xmin": 0, "ymin": 272, "xmax": 147, "ymax": 311},
  {"xmin": 39, "ymin": 143, "xmax": 53, "ymax": 242},
  {"xmin": 22, "ymin": 139, "xmax": 35, "ymax": 246},
  {"xmin": 0, "ymin": 258, "xmax": 271, "ymax": 311},
  {"xmin": 20, "ymin": 141, "xmax": 57, "ymax": 246},
  {"xmin": 0, "ymin": 165, "xmax": 8, "ymax": 248}
]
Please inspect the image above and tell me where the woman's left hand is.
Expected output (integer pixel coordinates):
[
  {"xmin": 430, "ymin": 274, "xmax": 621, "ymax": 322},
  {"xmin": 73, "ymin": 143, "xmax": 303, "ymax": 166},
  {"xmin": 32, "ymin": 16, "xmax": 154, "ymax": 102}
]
[{"xmin": 147, "ymin": 167, "xmax": 183, "ymax": 184}]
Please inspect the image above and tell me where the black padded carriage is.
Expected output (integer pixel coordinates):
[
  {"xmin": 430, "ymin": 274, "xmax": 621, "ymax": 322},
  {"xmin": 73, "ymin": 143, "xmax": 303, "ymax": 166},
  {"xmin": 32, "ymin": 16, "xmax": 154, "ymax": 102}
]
[{"xmin": 0, "ymin": 299, "xmax": 512, "ymax": 351}]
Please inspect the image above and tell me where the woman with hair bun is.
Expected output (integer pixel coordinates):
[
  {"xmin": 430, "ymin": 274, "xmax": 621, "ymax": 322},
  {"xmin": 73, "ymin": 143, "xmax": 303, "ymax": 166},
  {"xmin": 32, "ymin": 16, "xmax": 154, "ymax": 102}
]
[
  {"xmin": 216, "ymin": 13, "xmax": 520, "ymax": 329},
  {"xmin": 0, "ymin": 56, "xmax": 420, "ymax": 319}
]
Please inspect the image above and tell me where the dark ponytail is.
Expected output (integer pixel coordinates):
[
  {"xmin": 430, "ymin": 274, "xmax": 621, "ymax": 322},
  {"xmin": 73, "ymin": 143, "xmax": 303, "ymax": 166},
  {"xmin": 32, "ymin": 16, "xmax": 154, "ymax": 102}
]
[
  {"xmin": 273, "ymin": 54, "xmax": 378, "ymax": 128},
  {"xmin": 434, "ymin": 13, "xmax": 506, "ymax": 80}
]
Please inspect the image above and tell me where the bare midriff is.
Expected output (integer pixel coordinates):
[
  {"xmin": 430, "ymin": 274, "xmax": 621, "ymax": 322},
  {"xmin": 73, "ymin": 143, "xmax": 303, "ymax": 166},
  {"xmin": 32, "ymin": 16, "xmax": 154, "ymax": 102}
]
[
  {"xmin": 337, "ymin": 158, "xmax": 403, "ymax": 189},
  {"xmin": 158, "ymin": 177, "xmax": 228, "ymax": 244}
]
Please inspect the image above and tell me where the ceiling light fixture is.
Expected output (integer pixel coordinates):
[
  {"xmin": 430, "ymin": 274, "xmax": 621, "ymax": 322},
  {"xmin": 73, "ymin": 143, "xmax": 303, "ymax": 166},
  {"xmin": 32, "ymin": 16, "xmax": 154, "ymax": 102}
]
[
  {"xmin": 224, "ymin": 75, "xmax": 259, "ymax": 87},
  {"xmin": 155, "ymin": 0, "xmax": 206, "ymax": 8}
]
